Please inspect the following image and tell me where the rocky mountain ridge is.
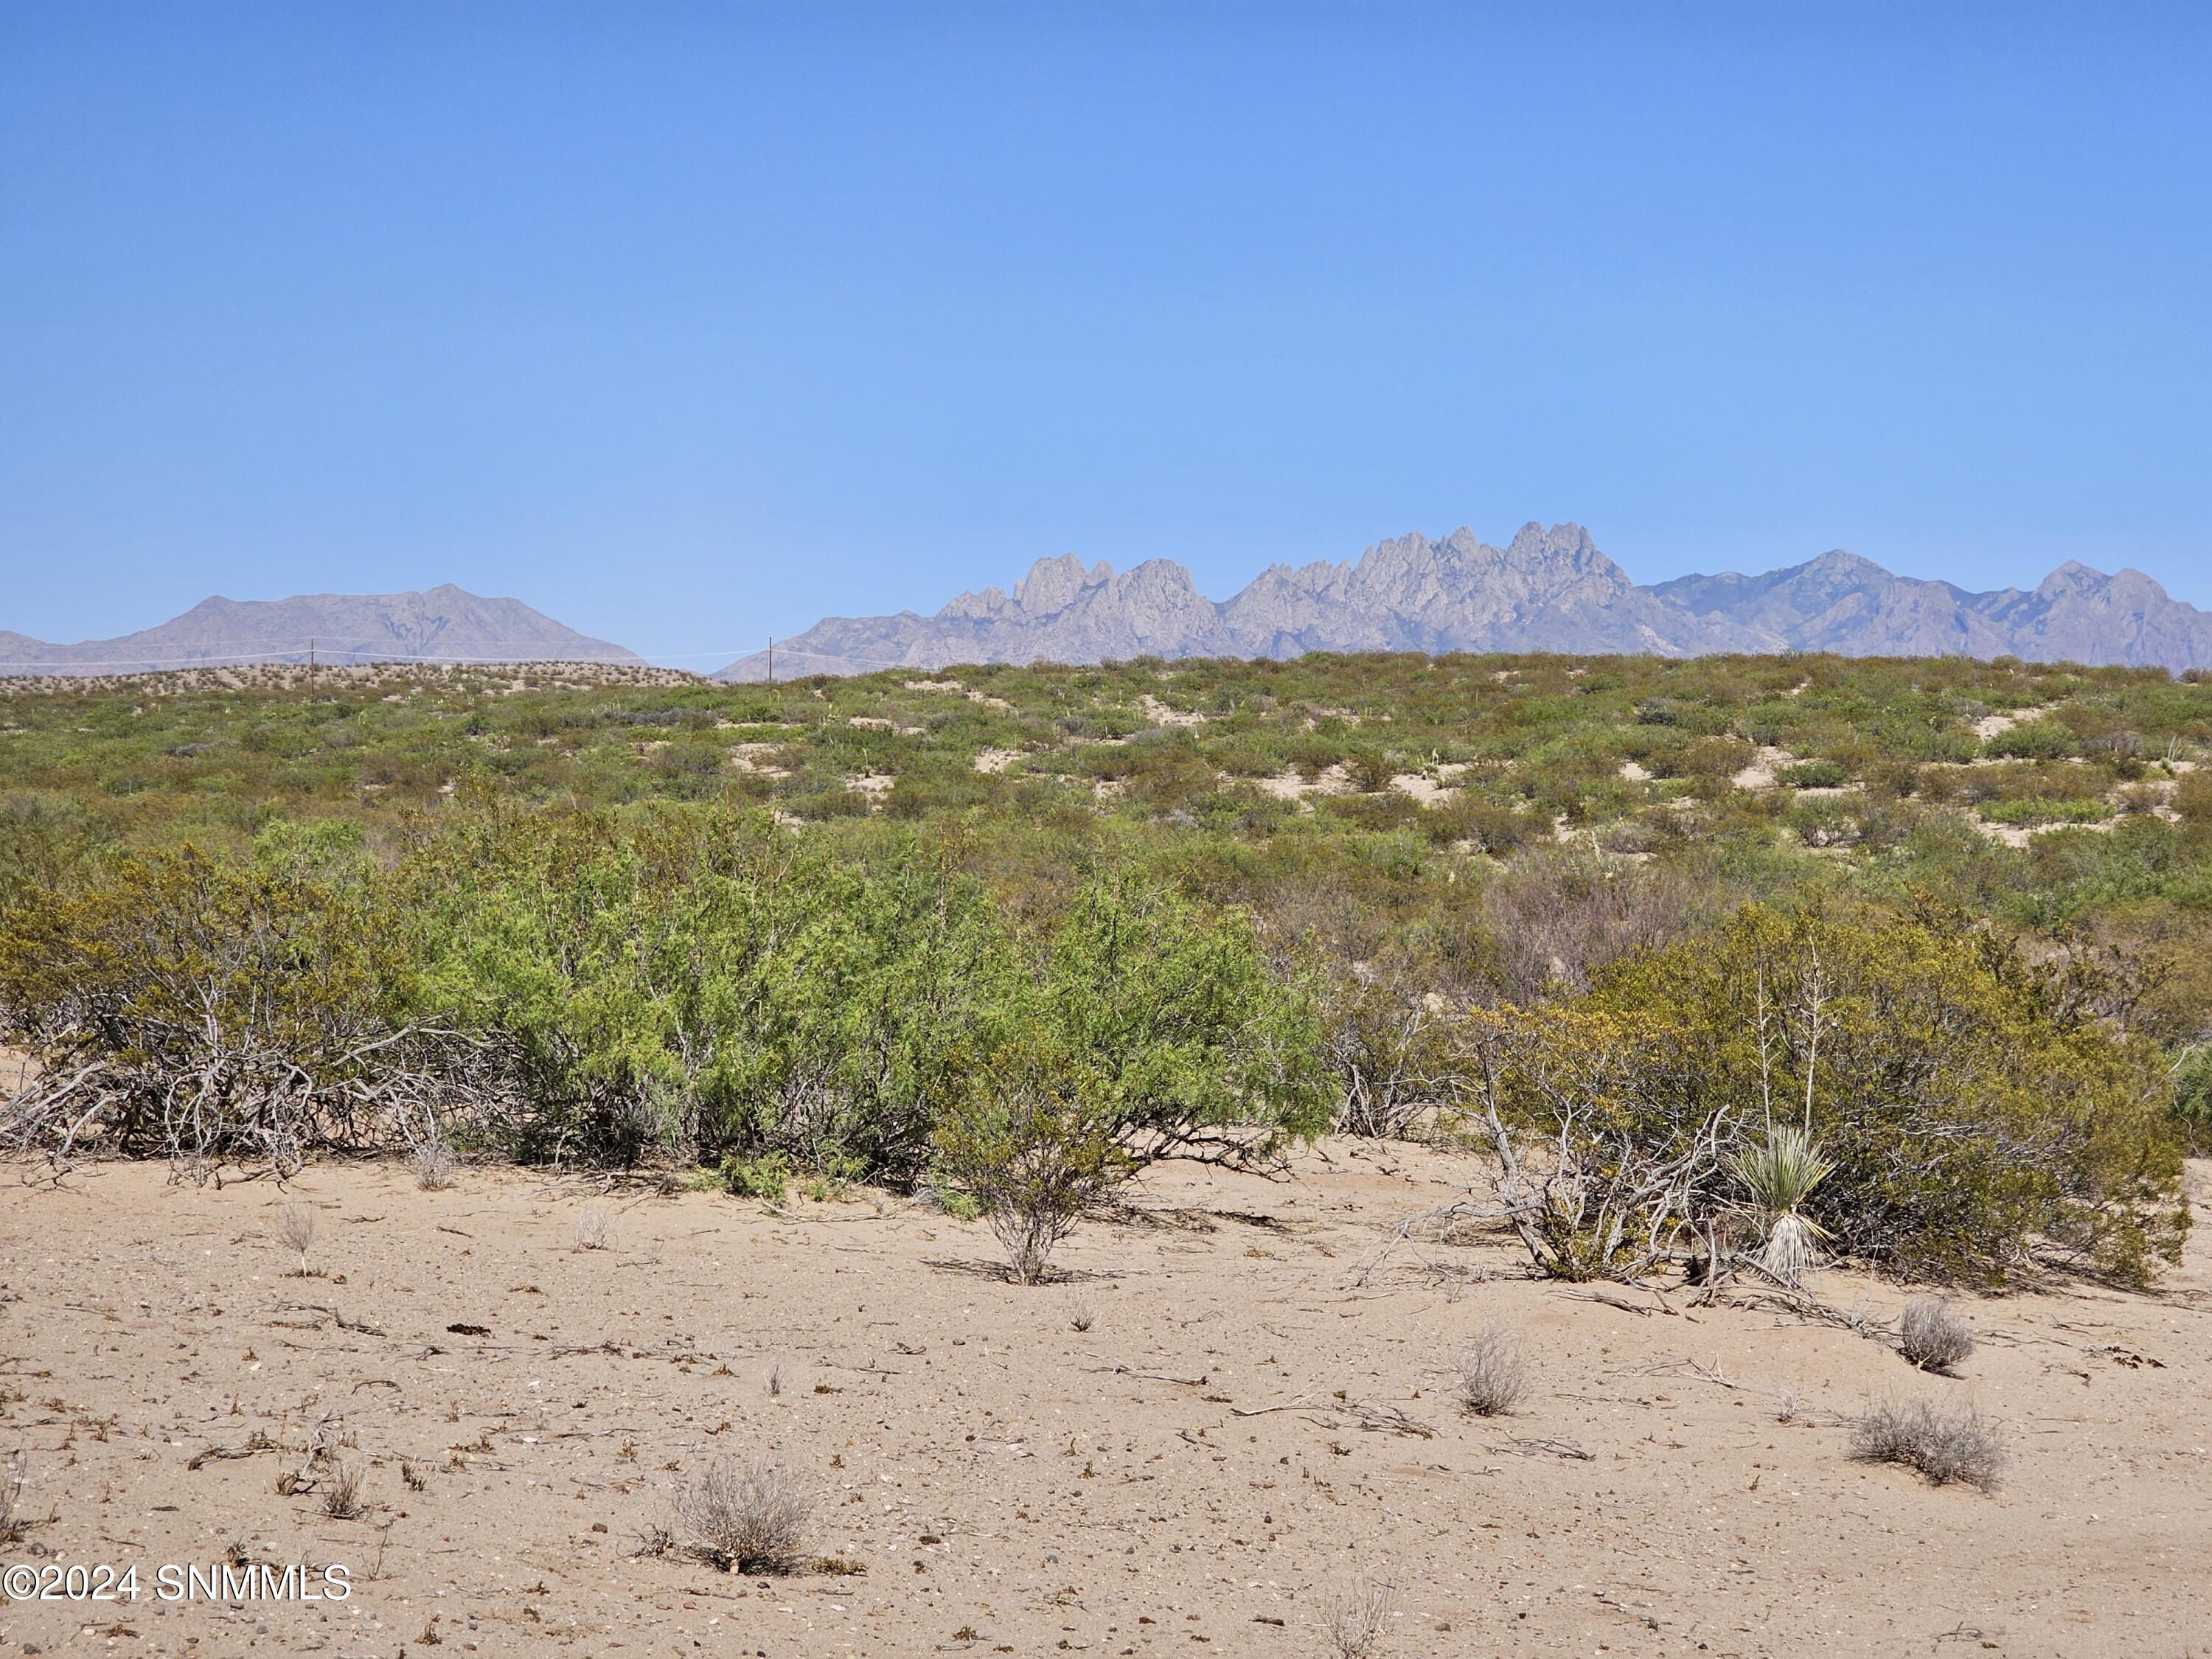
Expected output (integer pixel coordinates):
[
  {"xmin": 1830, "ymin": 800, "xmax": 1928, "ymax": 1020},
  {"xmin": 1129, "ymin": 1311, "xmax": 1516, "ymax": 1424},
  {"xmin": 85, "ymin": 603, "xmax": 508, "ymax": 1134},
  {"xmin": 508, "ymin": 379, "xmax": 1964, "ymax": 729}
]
[
  {"xmin": 714, "ymin": 523, "xmax": 2212, "ymax": 680},
  {"xmin": 0, "ymin": 585, "xmax": 639, "ymax": 675}
]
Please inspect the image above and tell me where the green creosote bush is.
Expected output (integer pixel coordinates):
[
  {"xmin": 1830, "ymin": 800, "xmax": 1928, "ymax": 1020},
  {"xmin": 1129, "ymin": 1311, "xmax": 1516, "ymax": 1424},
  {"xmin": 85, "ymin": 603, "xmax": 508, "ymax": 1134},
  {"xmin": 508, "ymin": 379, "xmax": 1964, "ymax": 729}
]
[
  {"xmin": 1980, "ymin": 721, "xmax": 2079, "ymax": 761},
  {"xmin": 931, "ymin": 1040, "xmax": 1133, "ymax": 1284},
  {"xmin": 1978, "ymin": 797, "xmax": 2115, "ymax": 827},
  {"xmin": 1460, "ymin": 900, "xmax": 2188, "ymax": 1288},
  {"xmin": 1778, "ymin": 759, "xmax": 1850, "ymax": 789}
]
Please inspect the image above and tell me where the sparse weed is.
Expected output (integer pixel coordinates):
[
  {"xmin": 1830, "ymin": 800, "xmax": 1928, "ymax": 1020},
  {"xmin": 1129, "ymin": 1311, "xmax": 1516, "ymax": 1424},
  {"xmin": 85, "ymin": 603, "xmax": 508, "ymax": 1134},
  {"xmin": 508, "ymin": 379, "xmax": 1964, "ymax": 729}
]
[
  {"xmin": 1068, "ymin": 1293, "xmax": 1098, "ymax": 1333},
  {"xmin": 1320, "ymin": 1572, "xmax": 1394, "ymax": 1658},
  {"xmin": 571, "ymin": 1204, "xmax": 614, "ymax": 1253},
  {"xmin": 275, "ymin": 1203, "xmax": 319, "ymax": 1275},
  {"xmin": 1849, "ymin": 1399, "xmax": 2004, "ymax": 1490},
  {"xmin": 321, "ymin": 1458, "xmax": 367, "ymax": 1519},
  {"xmin": 1454, "ymin": 1328, "xmax": 1528, "ymax": 1418},
  {"xmin": 408, "ymin": 1136, "xmax": 458, "ymax": 1192}
]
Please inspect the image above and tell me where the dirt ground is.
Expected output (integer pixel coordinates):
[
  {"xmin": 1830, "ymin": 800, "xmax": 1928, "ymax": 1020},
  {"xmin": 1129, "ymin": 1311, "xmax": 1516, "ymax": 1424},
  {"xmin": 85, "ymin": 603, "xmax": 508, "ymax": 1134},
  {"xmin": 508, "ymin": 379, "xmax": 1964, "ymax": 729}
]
[{"xmin": 2, "ymin": 1147, "xmax": 2208, "ymax": 1658}]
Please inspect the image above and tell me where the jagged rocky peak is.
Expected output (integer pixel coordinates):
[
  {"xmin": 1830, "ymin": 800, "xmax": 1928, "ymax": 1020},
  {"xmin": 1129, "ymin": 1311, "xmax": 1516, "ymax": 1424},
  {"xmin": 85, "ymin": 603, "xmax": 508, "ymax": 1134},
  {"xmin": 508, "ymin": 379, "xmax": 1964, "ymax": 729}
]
[
  {"xmin": 1012, "ymin": 554, "xmax": 1113, "ymax": 616},
  {"xmin": 709, "ymin": 520, "xmax": 2212, "ymax": 681}
]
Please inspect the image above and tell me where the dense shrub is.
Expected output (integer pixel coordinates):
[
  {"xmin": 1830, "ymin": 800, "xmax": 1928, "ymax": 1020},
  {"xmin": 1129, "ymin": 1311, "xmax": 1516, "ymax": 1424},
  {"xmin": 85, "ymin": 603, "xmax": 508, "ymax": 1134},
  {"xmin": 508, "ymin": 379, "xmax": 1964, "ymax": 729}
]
[
  {"xmin": 0, "ymin": 835, "xmax": 484, "ymax": 1180},
  {"xmin": 1981, "ymin": 721, "xmax": 2079, "ymax": 760},
  {"xmin": 1581, "ymin": 903, "xmax": 2188, "ymax": 1286}
]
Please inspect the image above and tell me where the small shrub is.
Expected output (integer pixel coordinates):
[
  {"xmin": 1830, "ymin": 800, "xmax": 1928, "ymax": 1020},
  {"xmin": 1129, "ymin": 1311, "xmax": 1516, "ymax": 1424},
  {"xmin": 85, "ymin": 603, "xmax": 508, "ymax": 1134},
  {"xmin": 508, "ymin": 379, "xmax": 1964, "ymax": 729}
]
[
  {"xmin": 275, "ymin": 1203, "xmax": 319, "ymax": 1276},
  {"xmin": 408, "ymin": 1136, "xmax": 457, "ymax": 1192},
  {"xmin": 1068, "ymin": 1293, "xmax": 1098, "ymax": 1333},
  {"xmin": 320, "ymin": 1458, "xmax": 366, "ymax": 1520},
  {"xmin": 933, "ymin": 1046, "xmax": 1134, "ymax": 1285},
  {"xmin": 717, "ymin": 1152, "xmax": 792, "ymax": 1204},
  {"xmin": 1981, "ymin": 720, "xmax": 2078, "ymax": 761},
  {"xmin": 571, "ymin": 1205, "xmax": 614, "ymax": 1253},
  {"xmin": 1897, "ymin": 1298, "xmax": 1975, "ymax": 1373},
  {"xmin": 1454, "ymin": 1328, "xmax": 1528, "ymax": 1417},
  {"xmin": 671, "ymin": 1458, "xmax": 811, "ymax": 1573},
  {"xmin": 1848, "ymin": 1399, "xmax": 2004, "ymax": 1490},
  {"xmin": 1778, "ymin": 759, "xmax": 1850, "ymax": 789},
  {"xmin": 1320, "ymin": 1572, "xmax": 1394, "ymax": 1658},
  {"xmin": 1978, "ymin": 796, "xmax": 2113, "ymax": 827}
]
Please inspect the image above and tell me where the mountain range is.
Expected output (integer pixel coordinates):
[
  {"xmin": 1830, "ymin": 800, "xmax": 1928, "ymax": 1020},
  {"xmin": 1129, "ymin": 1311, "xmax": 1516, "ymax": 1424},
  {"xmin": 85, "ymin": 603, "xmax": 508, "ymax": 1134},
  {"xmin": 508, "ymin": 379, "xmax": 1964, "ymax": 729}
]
[
  {"xmin": 5, "ymin": 528, "xmax": 2208, "ymax": 680},
  {"xmin": 0, "ymin": 585, "xmax": 637, "ymax": 675},
  {"xmin": 712, "ymin": 523, "xmax": 2212, "ymax": 679}
]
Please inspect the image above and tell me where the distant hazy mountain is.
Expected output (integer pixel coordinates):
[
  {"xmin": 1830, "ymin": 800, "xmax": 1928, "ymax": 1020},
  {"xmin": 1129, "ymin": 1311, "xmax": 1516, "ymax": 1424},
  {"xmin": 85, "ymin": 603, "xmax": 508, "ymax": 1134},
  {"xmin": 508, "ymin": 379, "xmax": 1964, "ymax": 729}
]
[
  {"xmin": 1, "ymin": 585, "xmax": 639, "ymax": 675},
  {"xmin": 717, "ymin": 524, "xmax": 2212, "ymax": 679}
]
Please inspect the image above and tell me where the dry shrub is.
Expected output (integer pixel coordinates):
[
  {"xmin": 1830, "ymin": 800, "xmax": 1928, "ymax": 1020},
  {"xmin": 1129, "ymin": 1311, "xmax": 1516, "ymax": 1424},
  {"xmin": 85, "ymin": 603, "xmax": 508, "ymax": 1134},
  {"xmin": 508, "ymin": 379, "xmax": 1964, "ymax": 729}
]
[
  {"xmin": 1320, "ymin": 1572, "xmax": 1394, "ymax": 1658},
  {"xmin": 1897, "ymin": 1298, "xmax": 1975, "ymax": 1373},
  {"xmin": 1068, "ymin": 1293, "xmax": 1098, "ymax": 1333},
  {"xmin": 1454, "ymin": 1328, "xmax": 1528, "ymax": 1417},
  {"xmin": 571, "ymin": 1204, "xmax": 613, "ymax": 1252},
  {"xmin": 1483, "ymin": 847, "xmax": 1711, "ymax": 1002},
  {"xmin": 408, "ymin": 1136, "xmax": 458, "ymax": 1192},
  {"xmin": 672, "ymin": 1458, "xmax": 811, "ymax": 1573},
  {"xmin": 320, "ymin": 1458, "xmax": 366, "ymax": 1520},
  {"xmin": 275, "ymin": 1203, "xmax": 319, "ymax": 1275},
  {"xmin": 1849, "ymin": 1399, "xmax": 2004, "ymax": 1490}
]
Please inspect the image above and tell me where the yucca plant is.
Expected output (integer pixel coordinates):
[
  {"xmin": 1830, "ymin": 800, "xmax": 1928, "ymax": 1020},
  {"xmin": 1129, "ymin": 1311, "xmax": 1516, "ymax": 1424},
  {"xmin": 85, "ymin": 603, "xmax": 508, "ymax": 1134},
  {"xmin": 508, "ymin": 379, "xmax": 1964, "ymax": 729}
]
[{"xmin": 1729, "ymin": 1125, "xmax": 1834, "ymax": 1287}]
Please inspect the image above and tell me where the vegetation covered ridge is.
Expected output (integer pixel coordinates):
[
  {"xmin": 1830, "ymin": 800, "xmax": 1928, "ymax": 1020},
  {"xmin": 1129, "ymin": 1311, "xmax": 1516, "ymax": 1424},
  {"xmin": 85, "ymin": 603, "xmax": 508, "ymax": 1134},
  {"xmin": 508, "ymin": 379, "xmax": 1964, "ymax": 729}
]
[{"xmin": 0, "ymin": 648, "xmax": 2205, "ymax": 1290}]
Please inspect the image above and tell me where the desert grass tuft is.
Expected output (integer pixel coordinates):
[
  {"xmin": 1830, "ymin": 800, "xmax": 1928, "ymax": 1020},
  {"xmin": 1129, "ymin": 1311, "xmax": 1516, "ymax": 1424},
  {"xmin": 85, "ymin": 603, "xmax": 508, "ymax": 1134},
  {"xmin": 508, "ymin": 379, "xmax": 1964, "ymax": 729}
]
[
  {"xmin": 1849, "ymin": 1398, "xmax": 2004, "ymax": 1490},
  {"xmin": 320, "ymin": 1458, "xmax": 366, "ymax": 1520},
  {"xmin": 275, "ymin": 1203, "xmax": 319, "ymax": 1276},
  {"xmin": 1897, "ymin": 1297, "xmax": 1975, "ymax": 1373},
  {"xmin": 408, "ymin": 1136, "xmax": 458, "ymax": 1192},
  {"xmin": 1320, "ymin": 1572, "xmax": 1394, "ymax": 1659},
  {"xmin": 571, "ymin": 1204, "xmax": 614, "ymax": 1253},
  {"xmin": 1454, "ymin": 1327, "xmax": 1528, "ymax": 1418}
]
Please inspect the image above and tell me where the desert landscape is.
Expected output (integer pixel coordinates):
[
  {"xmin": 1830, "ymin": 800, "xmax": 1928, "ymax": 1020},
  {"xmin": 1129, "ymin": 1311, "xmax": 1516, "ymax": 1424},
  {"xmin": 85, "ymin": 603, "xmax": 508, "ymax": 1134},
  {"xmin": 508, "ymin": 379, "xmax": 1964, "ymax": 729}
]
[{"xmin": 4, "ymin": 1144, "xmax": 2210, "ymax": 1658}]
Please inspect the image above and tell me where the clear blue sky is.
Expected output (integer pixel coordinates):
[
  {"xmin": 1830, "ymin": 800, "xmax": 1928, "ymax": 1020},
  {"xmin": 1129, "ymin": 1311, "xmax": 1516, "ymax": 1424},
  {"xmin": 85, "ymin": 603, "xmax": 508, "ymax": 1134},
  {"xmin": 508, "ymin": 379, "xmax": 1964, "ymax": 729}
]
[{"xmin": 4, "ymin": 1, "xmax": 2208, "ymax": 660}]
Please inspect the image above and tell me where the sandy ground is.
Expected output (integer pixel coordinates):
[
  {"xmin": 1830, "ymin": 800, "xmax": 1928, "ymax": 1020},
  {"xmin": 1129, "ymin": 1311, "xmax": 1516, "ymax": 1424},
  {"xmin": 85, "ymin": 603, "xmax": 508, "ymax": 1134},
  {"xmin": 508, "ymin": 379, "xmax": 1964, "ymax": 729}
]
[{"xmin": 2, "ymin": 1147, "xmax": 2209, "ymax": 1658}]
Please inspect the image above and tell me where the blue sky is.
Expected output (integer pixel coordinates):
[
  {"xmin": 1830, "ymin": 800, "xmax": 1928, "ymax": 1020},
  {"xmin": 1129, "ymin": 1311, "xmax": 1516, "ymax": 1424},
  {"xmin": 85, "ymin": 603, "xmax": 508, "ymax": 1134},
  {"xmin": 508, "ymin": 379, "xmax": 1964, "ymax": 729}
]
[{"xmin": 4, "ymin": 1, "xmax": 2208, "ymax": 661}]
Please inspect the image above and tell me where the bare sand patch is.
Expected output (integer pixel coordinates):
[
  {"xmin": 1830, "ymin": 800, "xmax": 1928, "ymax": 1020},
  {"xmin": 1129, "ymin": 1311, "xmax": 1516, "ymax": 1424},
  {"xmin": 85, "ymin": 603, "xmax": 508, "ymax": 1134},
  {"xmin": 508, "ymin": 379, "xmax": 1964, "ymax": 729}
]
[
  {"xmin": 1255, "ymin": 765, "xmax": 1354, "ymax": 802},
  {"xmin": 1138, "ymin": 695, "xmax": 1207, "ymax": 728},
  {"xmin": 1731, "ymin": 745, "xmax": 1793, "ymax": 790},
  {"xmin": 1972, "ymin": 703, "xmax": 2058, "ymax": 741},
  {"xmin": 1390, "ymin": 772, "xmax": 1454, "ymax": 804},
  {"xmin": 728, "ymin": 742, "xmax": 790, "ymax": 776},
  {"xmin": 3, "ymin": 1149, "xmax": 2205, "ymax": 1655}
]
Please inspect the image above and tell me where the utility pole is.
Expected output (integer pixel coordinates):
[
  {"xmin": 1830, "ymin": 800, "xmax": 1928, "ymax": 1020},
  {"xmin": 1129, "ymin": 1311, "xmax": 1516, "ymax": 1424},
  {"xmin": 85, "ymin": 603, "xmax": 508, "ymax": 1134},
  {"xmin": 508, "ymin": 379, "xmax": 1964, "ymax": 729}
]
[
  {"xmin": 308, "ymin": 637, "xmax": 316, "ymax": 695},
  {"xmin": 767, "ymin": 636, "xmax": 773, "ymax": 686}
]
